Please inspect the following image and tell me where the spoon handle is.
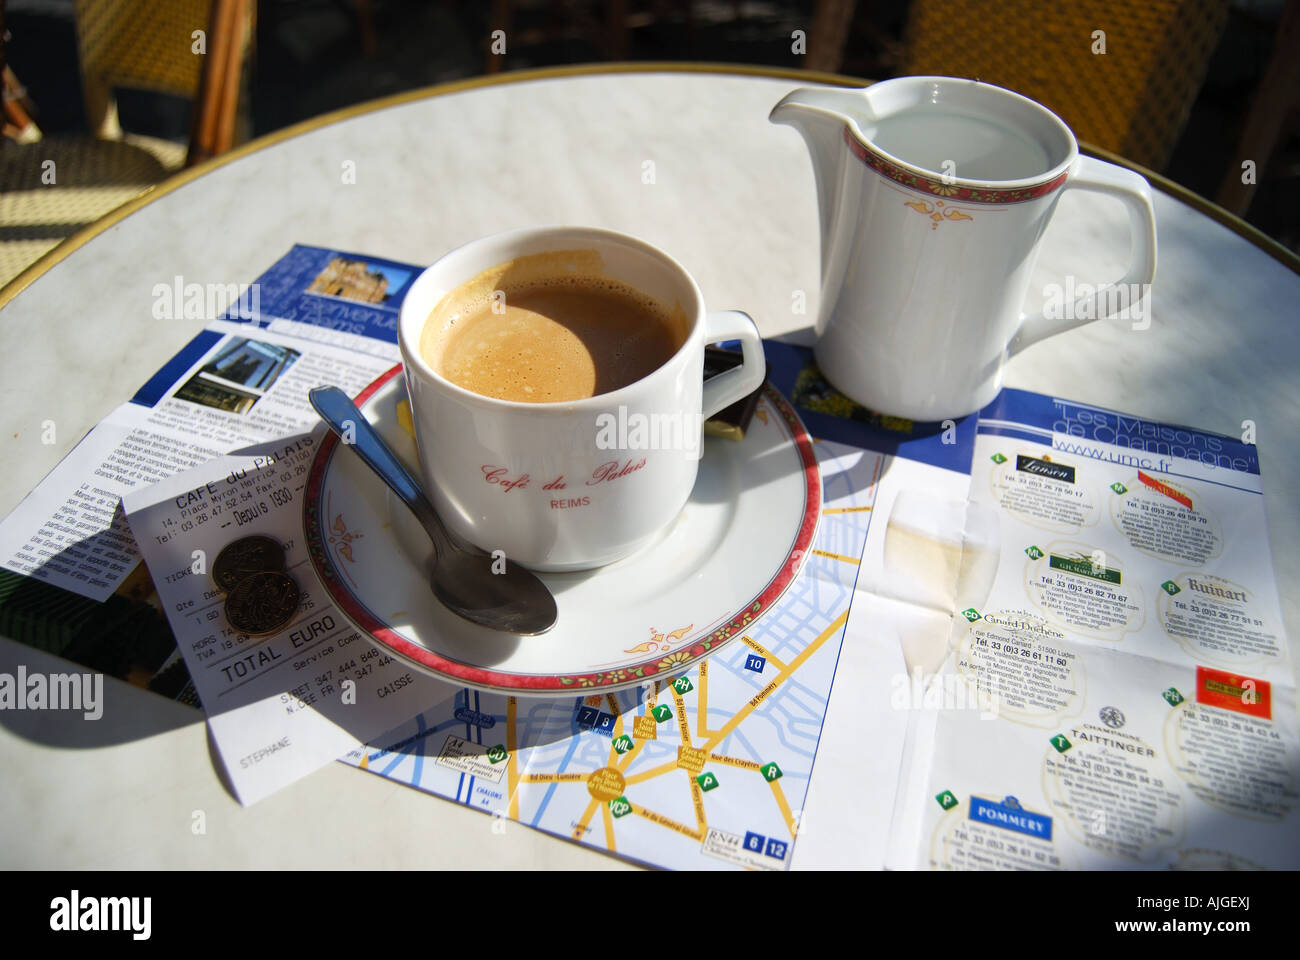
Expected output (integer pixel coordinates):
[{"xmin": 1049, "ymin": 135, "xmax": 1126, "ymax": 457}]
[{"xmin": 308, "ymin": 386, "xmax": 453, "ymax": 551}]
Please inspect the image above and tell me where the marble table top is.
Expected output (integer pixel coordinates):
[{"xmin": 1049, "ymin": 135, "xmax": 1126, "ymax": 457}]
[{"xmin": 1, "ymin": 67, "xmax": 1296, "ymax": 868}]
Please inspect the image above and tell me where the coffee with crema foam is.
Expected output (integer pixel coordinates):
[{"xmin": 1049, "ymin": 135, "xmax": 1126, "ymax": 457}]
[{"xmin": 420, "ymin": 250, "xmax": 686, "ymax": 403}]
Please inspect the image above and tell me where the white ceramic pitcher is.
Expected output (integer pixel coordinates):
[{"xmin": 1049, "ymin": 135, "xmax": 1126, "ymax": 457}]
[{"xmin": 771, "ymin": 77, "xmax": 1157, "ymax": 421}]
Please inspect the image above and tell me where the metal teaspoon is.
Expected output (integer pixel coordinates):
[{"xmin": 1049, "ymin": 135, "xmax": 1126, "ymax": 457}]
[{"xmin": 309, "ymin": 386, "xmax": 557, "ymax": 635}]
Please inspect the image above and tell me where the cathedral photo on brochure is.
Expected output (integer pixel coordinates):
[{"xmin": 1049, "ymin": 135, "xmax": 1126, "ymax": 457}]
[{"xmin": 0, "ymin": 0, "xmax": 1295, "ymax": 923}]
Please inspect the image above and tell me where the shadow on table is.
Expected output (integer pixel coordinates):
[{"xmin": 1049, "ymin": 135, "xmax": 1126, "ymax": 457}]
[
  {"xmin": 0, "ymin": 633, "xmax": 201, "ymax": 748},
  {"xmin": 0, "ymin": 514, "xmax": 697, "ymax": 807},
  {"xmin": 0, "ymin": 508, "xmax": 206, "ymax": 750}
]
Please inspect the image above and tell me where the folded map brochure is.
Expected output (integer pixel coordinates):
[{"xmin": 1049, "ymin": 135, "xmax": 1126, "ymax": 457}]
[{"xmin": 1, "ymin": 245, "xmax": 1294, "ymax": 868}]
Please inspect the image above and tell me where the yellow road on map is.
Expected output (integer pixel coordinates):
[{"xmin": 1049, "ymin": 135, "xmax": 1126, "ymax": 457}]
[{"xmin": 561, "ymin": 608, "xmax": 851, "ymax": 850}]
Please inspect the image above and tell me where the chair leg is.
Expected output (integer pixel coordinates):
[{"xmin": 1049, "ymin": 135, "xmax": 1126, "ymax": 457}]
[
  {"xmin": 1215, "ymin": 0, "xmax": 1300, "ymax": 216},
  {"xmin": 82, "ymin": 75, "xmax": 122, "ymax": 140},
  {"xmin": 806, "ymin": 0, "xmax": 858, "ymax": 74},
  {"xmin": 187, "ymin": 0, "xmax": 246, "ymax": 166},
  {"xmin": 214, "ymin": 0, "xmax": 248, "ymax": 154},
  {"xmin": 487, "ymin": 0, "xmax": 511, "ymax": 74},
  {"xmin": 355, "ymin": 0, "xmax": 378, "ymax": 57},
  {"xmin": 605, "ymin": 0, "xmax": 628, "ymax": 60}
]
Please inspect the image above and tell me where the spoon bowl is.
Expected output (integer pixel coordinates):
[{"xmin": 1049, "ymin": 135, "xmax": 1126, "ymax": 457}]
[{"xmin": 309, "ymin": 386, "xmax": 557, "ymax": 635}]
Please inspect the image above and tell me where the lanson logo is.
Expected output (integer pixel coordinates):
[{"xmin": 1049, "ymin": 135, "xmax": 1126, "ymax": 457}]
[{"xmin": 49, "ymin": 891, "xmax": 151, "ymax": 940}]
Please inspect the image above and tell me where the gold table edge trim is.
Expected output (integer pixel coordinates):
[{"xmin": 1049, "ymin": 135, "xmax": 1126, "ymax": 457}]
[{"xmin": 1, "ymin": 60, "xmax": 1293, "ymax": 313}]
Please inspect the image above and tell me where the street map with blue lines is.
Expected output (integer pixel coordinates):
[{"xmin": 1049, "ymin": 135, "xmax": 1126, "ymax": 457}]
[{"xmin": 341, "ymin": 439, "xmax": 882, "ymax": 870}]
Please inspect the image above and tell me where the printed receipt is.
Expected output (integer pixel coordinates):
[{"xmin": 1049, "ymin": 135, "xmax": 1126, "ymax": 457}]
[{"xmin": 121, "ymin": 431, "xmax": 448, "ymax": 804}]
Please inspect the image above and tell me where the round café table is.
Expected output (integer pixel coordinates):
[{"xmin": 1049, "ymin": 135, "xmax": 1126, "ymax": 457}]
[{"xmin": 1, "ymin": 64, "xmax": 1297, "ymax": 869}]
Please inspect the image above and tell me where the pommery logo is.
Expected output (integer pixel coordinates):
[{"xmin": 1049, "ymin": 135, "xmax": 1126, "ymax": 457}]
[{"xmin": 50, "ymin": 891, "xmax": 151, "ymax": 940}]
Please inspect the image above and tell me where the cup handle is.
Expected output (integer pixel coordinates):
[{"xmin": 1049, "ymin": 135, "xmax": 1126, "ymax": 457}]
[
  {"xmin": 701, "ymin": 310, "xmax": 766, "ymax": 421},
  {"xmin": 1008, "ymin": 155, "xmax": 1158, "ymax": 357}
]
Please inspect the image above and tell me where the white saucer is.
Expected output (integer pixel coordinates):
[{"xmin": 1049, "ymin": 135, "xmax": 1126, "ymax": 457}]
[{"xmin": 304, "ymin": 365, "xmax": 820, "ymax": 695}]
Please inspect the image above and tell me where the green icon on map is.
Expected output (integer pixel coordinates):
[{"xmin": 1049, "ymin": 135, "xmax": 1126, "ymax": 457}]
[
  {"xmin": 486, "ymin": 744, "xmax": 508, "ymax": 764},
  {"xmin": 672, "ymin": 676, "xmax": 693, "ymax": 695},
  {"xmin": 697, "ymin": 772, "xmax": 719, "ymax": 792},
  {"xmin": 1050, "ymin": 734, "xmax": 1072, "ymax": 754},
  {"xmin": 609, "ymin": 796, "xmax": 633, "ymax": 818},
  {"xmin": 1162, "ymin": 687, "xmax": 1185, "ymax": 707},
  {"xmin": 1110, "ymin": 481, "xmax": 1128, "ymax": 495},
  {"xmin": 1025, "ymin": 545, "xmax": 1043, "ymax": 560},
  {"xmin": 761, "ymin": 762, "xmax": 783, "ymax": 782},
  {"xmin": 1161, "ymin": 580, "xmax": 1181, "ymax": 596},
  {"xmin": 935, "ymin": 790, "xmax": 958, "ymax": 810},
  {"xmin": 962, "ymin": 608, "xmax": 981, "ymax": 623},
  {"xmin": 612, "ymin": 734, "xmax": 633, "ymax": 754},
  {"xmin": 991, "ymin": 452, "xmax": 1007, "ymax": 464},
  {"xmin": 651, "ymin": 704, "xmax": 672, "ymax": 723}
]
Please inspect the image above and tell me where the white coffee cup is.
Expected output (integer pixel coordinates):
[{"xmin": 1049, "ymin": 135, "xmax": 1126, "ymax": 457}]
[
  {"xmin": 397, "ymin": 226, "xmax": 765, "ymax": 571},
  {"xmin": 772, "ymin": 77, "xmax": 1158, "ymax": 421}
]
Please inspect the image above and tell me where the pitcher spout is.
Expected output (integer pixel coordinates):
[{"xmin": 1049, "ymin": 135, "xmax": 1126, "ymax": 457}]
[{"xmin": 769, "ymin": 87, "xmax": 875, "ymax": 268}]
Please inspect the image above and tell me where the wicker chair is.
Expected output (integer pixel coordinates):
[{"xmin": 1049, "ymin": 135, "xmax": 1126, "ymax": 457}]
[
  {"xmin": 0, "ymin": 0, "xmax": 253, "ymax": 288},
  {"xmin": 902, "ymin": 0, "xmax": 1230, "ymax": 172}
]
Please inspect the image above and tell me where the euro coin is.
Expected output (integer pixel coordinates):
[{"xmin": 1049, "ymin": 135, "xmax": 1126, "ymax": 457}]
[
  {"xmin": 213, "ymin": 535, "xmax": 286, "ymax": 592},
  {"xmin": 224, "ymin": 570, "xmax": 300, "ymax": 636}
]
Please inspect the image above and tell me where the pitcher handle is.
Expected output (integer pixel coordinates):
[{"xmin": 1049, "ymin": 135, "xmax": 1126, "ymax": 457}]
[{"xmin": 1008, "ymin": 155, "xmax": 1158, "ymax": 357}]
